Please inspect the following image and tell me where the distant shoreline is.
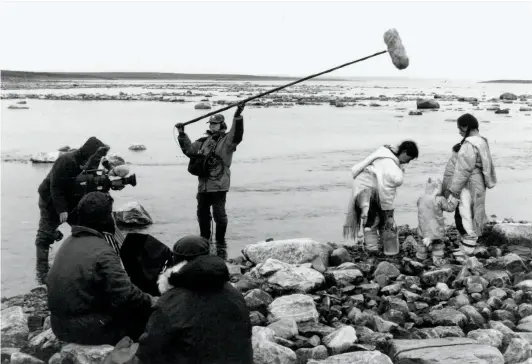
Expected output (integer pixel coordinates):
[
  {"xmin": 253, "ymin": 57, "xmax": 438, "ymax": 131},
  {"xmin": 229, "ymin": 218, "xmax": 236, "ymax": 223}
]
[
  {"xmin": 479, "ymin": 80, "xmax": 532, "ymax": 84},
  {"xmin": 0, "ymin": 70, "xmax": 348, "ymax": 82}
]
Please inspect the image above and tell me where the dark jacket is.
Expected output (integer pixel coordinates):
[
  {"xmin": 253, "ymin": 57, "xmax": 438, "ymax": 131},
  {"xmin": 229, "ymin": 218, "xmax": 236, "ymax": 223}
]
[
  {"xmin": 135, "ymin": 255, "xmax": 253, "ymax": 364},
  {"xmin": 38, "ymin": 136, "xmax": 106, "ymax": 214},
  {"xmin": 47, "ymin": 226, "xmax": 153, "ymax": 345},
  {"xmin": 178, "ymin": 116, "xmax": 244, "ymax": 193}
]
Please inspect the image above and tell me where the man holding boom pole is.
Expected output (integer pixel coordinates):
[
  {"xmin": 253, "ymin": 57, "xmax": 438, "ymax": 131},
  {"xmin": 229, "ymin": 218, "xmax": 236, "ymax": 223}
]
[{"xmin": 175, "ymin": 103, "xmax": 245, "ymax": 260}]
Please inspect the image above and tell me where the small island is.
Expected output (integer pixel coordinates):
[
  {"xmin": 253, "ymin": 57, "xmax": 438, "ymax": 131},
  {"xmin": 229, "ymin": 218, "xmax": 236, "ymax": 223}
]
[{"xmin": 479, "ymin": 80, "xmax": 532, "ymax": 84}]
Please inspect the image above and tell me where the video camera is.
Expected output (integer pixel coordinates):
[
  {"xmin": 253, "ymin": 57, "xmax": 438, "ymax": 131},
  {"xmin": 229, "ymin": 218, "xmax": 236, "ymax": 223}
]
[{"xmin": 74, "ymin": 156, "xmax": 137, "ymax": 198}]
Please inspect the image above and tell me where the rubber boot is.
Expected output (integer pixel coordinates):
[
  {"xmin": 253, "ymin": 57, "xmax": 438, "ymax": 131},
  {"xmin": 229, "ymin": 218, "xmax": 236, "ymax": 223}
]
[
  {"xmin": 36, "ymin": 244, "xmax": 50, "ymax": 285},
  {"xmin": 215, "ymin": 223, "xmax": 228, "ymax": 260},
  {"xmin": 198, "ymin": 219, "xmax": 212, "ymax": 241}
]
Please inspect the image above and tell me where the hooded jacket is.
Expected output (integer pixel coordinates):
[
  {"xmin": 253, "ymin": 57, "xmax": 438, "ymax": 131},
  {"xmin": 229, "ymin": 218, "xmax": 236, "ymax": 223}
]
[
  {"xmin": 38, "ymin": 136, "xmax": 107, "ymax": 214},
  {"xmin": 344, "ymin": 145, "xmax": 404, "ymax": 240},
  {"xmin": 442, "ymin": 135, "xmax": 497, "ymax": 236},
  {"xmin": 47, "ymin": 225, "xmax": 153, "ymax": 345},
  {"xmin": 135, "ymin": 254, "xmax": 253, "ymax": 364},
  {"xmin": 178, "ymin": 116, "xmax": 244, "ymax": 193}
]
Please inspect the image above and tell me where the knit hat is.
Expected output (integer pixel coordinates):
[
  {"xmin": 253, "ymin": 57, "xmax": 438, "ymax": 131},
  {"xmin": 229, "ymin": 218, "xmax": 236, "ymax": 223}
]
[
  {"xmin": 207, "ymin": 114, "xmax": 225, "ymax": 124},
  {"xmin": 172, "ymin": 235, "xmax": 210, "ymax": 262},
  {"xmin": 77, "ymin": 192, "xmax": 114, "ymax": 228}
]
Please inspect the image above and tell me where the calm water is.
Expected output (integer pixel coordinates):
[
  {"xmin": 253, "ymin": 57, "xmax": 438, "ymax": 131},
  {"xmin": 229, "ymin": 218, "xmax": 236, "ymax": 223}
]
[{"xmin": 2, "ymin": 79, "xmax": 532, "ymax": 297}]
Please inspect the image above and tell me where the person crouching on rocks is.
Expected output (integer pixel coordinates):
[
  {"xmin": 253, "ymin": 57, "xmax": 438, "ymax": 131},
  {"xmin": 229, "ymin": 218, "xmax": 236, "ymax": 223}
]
[
  {"xmin": 442, "ymin": 113, "xmax": 497, "ymax": 263},
  {"xmin": 134, "ymin": 235, "xmax": 253, "ymax": 364},
  {"xmin": 175, "ymin": 103, "xmax": 245, "ymax": 260},
  {"xmin": 46, "ymin": 192, "xmax": 156, "ymax": 345},
  {"xmin": 343, "ymin": 141, "xmax": 419, "ymax": 253}
]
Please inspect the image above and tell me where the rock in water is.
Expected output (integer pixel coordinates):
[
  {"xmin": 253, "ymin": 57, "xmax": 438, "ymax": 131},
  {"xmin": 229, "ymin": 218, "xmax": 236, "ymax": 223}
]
[
  {"xmin": 194, "ymin": 102, "xmax": 211, "ymax": 110},
  {"xmin": 113, "ymin": 201, "xmax": 153, "ymax": 226},
  {"xmin": 30, "ymin": 151, "xmax": 63, "ymax": 164},
  {"xmin": 7, "ymin": 105, "xmax": 29, "ymax": 109},
  {"xmin": 242, "ymin": 238, "xmax": 333, "ymax": 269},
  {"xmin": 500, "ymin": 92, "xmax": 518, "ymax": 100},
  {"xmin": 416, "ymin": 99, "xmax": 440, "ymax": 109},
  {"xmin": 128, "ymin": 144, "xmax": 146, "ymax": 151}
]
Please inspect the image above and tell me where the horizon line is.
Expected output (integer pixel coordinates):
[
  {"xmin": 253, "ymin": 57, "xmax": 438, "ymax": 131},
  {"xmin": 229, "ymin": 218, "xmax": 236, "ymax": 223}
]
[{"xmin": 2, "ymin": 69, "xmax": 529, "ymax": 83}]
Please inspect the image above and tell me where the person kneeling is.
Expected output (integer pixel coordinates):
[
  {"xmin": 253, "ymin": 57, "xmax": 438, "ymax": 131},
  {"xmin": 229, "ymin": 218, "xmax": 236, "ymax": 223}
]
[
  {"xmin": 46, "ymin": 192, "xmax": 155, "ymax": 345},
  {"xmin": 134, "ymin": 235, "xmax": 253, "ymax": 364}
]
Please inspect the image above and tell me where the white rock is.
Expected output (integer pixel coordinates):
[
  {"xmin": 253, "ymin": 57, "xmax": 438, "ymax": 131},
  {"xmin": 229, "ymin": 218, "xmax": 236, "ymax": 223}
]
[
  {"xmin": 308, "ymin": 351, "xmax": 393, "ymax": 363},
  {"xmin": 253, "ymin": 259, "xmax": 325, "ymax": 293},
  {"xmin": 242, "ymin": 238, "xmax": 333, "ymax": 269},
  {"xmin": 10, "ymin": 352, "xmax": 44, "ymax": 364},
  {"xmin": 252, "ymin": 326, "xmax": 297, "ymax": 364},
  {"xmin": 267, "ymin": 318, "xmax": 299, "ymax": 340},
  {"xmin": 1, "ymin": 306, "xmax": 29, "ymax": 347},
  {"xmin": 322, "ymin": 326, "xmax": 357, "ymax": 355},
  {"xmin": 55, "ymin": 343, "xmax": 113, "ymax": 364},
  {"xmin": 268, "ymin": 294, "xmax": 319, "ymax": 324}
]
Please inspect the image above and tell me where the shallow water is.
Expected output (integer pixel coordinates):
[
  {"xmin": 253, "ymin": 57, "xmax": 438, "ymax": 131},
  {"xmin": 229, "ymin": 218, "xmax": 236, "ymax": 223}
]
[{"xmin": 2, "ymin": 79, "xmax": 532, "ymax": 297}]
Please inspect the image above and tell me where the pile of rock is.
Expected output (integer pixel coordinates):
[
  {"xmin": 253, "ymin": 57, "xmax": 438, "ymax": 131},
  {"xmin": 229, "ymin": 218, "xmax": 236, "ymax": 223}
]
[{"xmin": 2, "ymin": 222, "xmax": 532, "ymax": 364}]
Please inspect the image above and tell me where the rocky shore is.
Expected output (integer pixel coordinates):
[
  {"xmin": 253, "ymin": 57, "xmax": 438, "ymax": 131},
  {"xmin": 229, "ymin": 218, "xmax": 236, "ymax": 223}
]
[{"xmin": 2, "ymin": 220, "xmax": 532, "ymax": 364}]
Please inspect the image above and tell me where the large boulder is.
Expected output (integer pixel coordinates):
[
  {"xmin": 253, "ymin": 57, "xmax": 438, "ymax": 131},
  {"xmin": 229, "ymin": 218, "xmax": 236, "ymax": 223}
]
[
  {"xmin": 1, "ymin": 306, "xmax": 29, "ymax": 347},
  {"xmin": 113, "ymin": 201, "xmax": 153, "ymax": 226},
  {"xmin": 267, "ymin": 294, "xmax": 320, "ymax": 324},
  {"xmin": 251, "ymin": 259, "xmax": 325, "ymax": 293},
  {"xmin": 194, "ymin": 102, "xmax": 211, "ymax": 110},
  {"xmin": 308, "ymin": 351, "xmax": 393, "ymax": 363},
  {"xmin": 500, "ymin": 92, "xmax": 518, "ymax": 100},
  {"xmin": 242, "ymin": 238, "xmax": 333, "ymax": 270},
  {"xmin": 416, "ymin": 99, "xmax": 440, "ymax": 109},
  {"xmin": 387, "ymin": 338, "xmax": 504, "ymax": 364},
  {"xmin": 252, "ymin": 327, "xmax": 297, "ymax": 364},
  {"xmin": 485, "ymin": 223, "xmax": 532, "ymax": 259}
]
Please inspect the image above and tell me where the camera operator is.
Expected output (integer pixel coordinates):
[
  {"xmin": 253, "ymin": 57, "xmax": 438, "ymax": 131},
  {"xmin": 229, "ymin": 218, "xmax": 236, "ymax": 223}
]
[
  {"xmin": 35, "ymin": 136, "xmax": 110, "ymax": 282},
  {"xmin": 175, "ymin": 103, "xmax": 245, "ymax": 260}
]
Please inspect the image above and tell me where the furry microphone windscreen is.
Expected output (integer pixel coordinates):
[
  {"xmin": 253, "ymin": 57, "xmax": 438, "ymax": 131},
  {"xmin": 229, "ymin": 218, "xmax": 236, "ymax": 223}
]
[{"xmin": 383, "ymin": 28, "xmax": 409, "ymax": 70}]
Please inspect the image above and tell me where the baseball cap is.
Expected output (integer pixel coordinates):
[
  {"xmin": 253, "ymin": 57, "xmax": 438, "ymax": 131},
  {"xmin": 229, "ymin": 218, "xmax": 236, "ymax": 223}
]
[{"xmin": 207, "ymin": 114, "xmax": 225, "ymax": 124}]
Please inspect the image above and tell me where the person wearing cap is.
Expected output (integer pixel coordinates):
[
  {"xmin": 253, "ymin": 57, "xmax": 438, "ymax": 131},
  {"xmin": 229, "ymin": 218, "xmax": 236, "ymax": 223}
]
[
  {"xmin": 35, "ymin": 136, "xmax": 110, "ymax": 283},
  {"xmin": 46, "ymin": 192, "xmax": 156, "ymax": 345},
  {"xmin": 175, "ymin": 103, "xmax": 245, "ymax": 260},
  {"xmin": 134, "ymin": 235, "xmax": 252, "ymax": 364}
]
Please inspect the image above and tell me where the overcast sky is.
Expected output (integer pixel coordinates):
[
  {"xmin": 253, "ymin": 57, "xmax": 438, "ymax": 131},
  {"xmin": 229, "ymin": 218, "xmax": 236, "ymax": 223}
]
[{"xmin": 1, "ymin": 0, "xmax": 531, "ymax": 80}]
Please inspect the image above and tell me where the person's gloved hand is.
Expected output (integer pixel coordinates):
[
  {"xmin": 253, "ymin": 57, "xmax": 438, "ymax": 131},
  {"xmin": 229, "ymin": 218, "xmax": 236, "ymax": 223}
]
[
  {"xmin": 175, "ymin": 123, "xmax": 185, "ymax": 133},
  {"xmin": 423, "ymin": 237, "xmax": 433, "ymax": 248},
  {"xmin": 446, "ymin": 194, "xmax": 460, "ymax": 211},
  {"xmin": 234, "ymin": 103, "xmax": 245, "ymax": 118},
  {"xmin": 150, "ymin": 296, "xmax": 159, "ymax": 307},
  {"xmin": 59, "ymin": 212, "xmax": 68, "ymax": 224},
  {"xmin": 443, "ymin": 189, "xmax": 452, "ymax": 199}
]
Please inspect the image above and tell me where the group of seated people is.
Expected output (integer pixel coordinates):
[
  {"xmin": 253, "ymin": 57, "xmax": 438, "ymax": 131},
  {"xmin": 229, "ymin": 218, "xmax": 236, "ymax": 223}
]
[{"xmin": 46, "ymin": 191, "xmax": 253, "ymax": 364}]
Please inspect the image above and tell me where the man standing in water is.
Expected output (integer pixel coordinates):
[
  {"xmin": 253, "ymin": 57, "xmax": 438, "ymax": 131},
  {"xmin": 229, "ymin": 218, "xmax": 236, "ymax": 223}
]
[
  {"xmin": 175, "ymin": 103, "xmax": 245, "ymax": 260},
  {"xmin": 35, "ymin": 136, "xmax": 109, "ymax": 283}
]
